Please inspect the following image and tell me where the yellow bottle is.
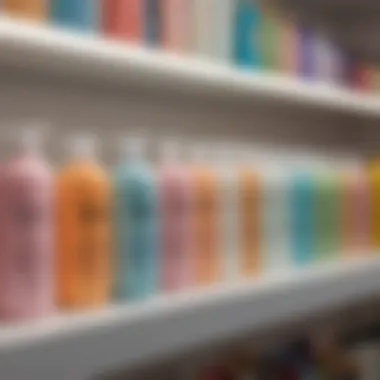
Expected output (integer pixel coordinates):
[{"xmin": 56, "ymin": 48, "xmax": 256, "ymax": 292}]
[
  {"xmin": 3, "ymin": 0, "xmax": 47, "ymax": 21},
  {"xmin": 57, "ymin": 136, "xmax": 111, "ymax": 310},
  {"xmin": 368, "ymin": 159, "xmax": 380, "ymax": 250}
]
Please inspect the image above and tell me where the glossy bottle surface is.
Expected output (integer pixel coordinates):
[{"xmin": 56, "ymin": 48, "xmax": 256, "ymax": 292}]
[
  {"xmin": 57, "ymin": 160, "xmax": 111, "ymax": 309},
  {"xmin": 238, "ymin": 167, "xmax": 260, "ymax": 276},
  {"xmin": 101, "ymin": 0, "xmax": 143, "ymax": 42},
  {"xmin": 114, "ymin": 162, "xmax": 157, "ymax": 300},
  {"xmin": 191, "ymin": 165, "xmax": 220, "ymax": 286},
  {"xmin": 291, "ymin": 172, "xmax": 315, "ymax": 266},
  {"xmin": 3, "ymin": 0, "xmax": 47, "ymax": 20},
  {"xmin": 159, "ymin": 162, "xmax": 190, "ymax": 291},
  {"xmin": 0, "ymin": 154, "xmax": 53, "ymax": 320},
  {"xmin": 368, "ymin": 162, "xmax": 380, "ymax": 250},
  {"xmin": 50, "ymin": 0, "xmax": 99, "ymax": 31}
]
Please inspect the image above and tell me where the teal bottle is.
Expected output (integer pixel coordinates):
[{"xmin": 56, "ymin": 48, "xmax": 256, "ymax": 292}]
[
  {"xmin": 50, "ymin": 0, "xmax": 99, "ymax": 32},
  {"xmin": 114, "ymin": 139, "xmax": 157, "ymax": 301},
  {"xmin": 291, "ymin": 171, "xmax": 316, "ymax": 266},
  {"xmin": 234, "ymin": 0, "xmax": 261, "ymax": 68}
]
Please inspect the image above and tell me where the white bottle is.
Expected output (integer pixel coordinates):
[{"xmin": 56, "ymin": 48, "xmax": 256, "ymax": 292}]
[
  {"xmin": 212, "ymin": 146, "xmax": 240, "ymax": 282},
  {"xmin": 258, "ymin": 152, "xmax": 292, "ymax": 273}
]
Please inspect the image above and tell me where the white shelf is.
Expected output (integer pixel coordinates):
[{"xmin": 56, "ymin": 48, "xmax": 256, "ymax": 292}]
[
  {"xmin": 0, "ymin": 16, "xmax": 380, "ymax": 117},
  {"xmin": 0, "ymin": 258, "xmax": 380, "ymax": 380}
]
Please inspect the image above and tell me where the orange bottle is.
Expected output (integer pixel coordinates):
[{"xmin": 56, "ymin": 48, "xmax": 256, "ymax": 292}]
[
  {"xmin": 190, "ymin": 148, "xmax": 220, "ymax": 286},
  {"xmin": 57, "ymin": 136, "xmax": 111, "ymax": 310},
  {"xmin": 238, "ymin": 164, "xmax": 260, "ymax": 277},
  {"xmin": 3, "ymin": 0, "xmax": 47, "ymax": 21}
]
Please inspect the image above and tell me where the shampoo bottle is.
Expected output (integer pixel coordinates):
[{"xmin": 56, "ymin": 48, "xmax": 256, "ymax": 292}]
[
  {"xmin": 101, "ymin": 0, "xmax": 143, "ymax": 43},
  {"xmin": 3, "ymin": 0, "xmax": 47, "ymax": 21},
  {"xmin": 367, "ymin": 159, "xmax": 380, "ymax": 251},
  {"xmin": 213, "ymin": 147, "xmax": 240, "ymax": 282},
  {"xmin": 50, "ymin": 0, "xmax": 99, "ymax": 32},
  {"xmin": 0, "ymin": 126, "xmax": 54, "ymax": 321},
  {"xmin": 114, "ymin": 138, "xmax": 157, "ymax": 300},
  {"xmin": 190, "ymin": 146, "xmax": 220, "ymax": 286},
  {"xmin": 57, "ymin": 135, "xmax": 111, "ymax": 309},
  {"xmin": 315, "ymin": 158, "xmax": 342, "ymax": 261},
  {"xmin": 238, "ymin": 151, "xmax": 261, "ymax": 277},
  {"xmin": 290, "ymin": 158, "xmax": 316, "ymax": 266},
  {"xmin": 158, "ymin": 140, "xmax": 190, "ymax": 291},
  {"xmin": 260, "ymin": 157, "xmax": 292, "ymax": 273},
  {"xmin": 234, "ymin": 0, "xmax": 261, "ymax": 68}
]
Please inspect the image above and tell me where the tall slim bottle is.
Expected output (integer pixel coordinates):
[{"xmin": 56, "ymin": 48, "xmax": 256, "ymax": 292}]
[
  {"xmin": 0, "ymin": 127, "xmax": 53, "ymax": 321},
  {"xmin": 101, "ymin": 0, "xmax": 143, "ymax": 43},
  {"xmin": 190, "ymin": 147, "xmax": 220, "ymax": 286},
  {"xmin": 290, "ymin": 161, "xmax": 316, "ymax": 266},
  {"xmin": 158, "ymin": 141, "xmax": 190, "ymax": 291},
  {"xmin": 238, "ymin": 152, "xmax": 260, "ymax": 277},
  {"xmin": 114, "ymin": 138, "xmax": 157, "ymax": 300},
  {"xmin": 234, "ymin": 0, "xmax": 261, "ymax": 68},
  {"xmin": 339, "ymin": 159, "xmax": 370, "ymax": 256},
  {"xmin": 50, "ymin": 0, "xmax": 99, "ymax": 32},
  {"xmin": 57, "ymin": 135, "xmax": 111, "ymax": 310},
  {"xmin": 3, "ymin": 0, "xmax": 47, "ymax": 21},
  {"xmin": 367, "ymin": 159, "xmax": 380, "ymax": 251},
  {"xmin": 315, "ymin": 160, "xmax": 342, "ymax": 261},
  {"xmin": 260, "ymin": 158, "xmax": 292, "ymax": 272},
  {"xmin": 161, "ymin": 0, "xmax": 190, "ymax": 52},
  {"xmin": 213, "ymin": 148, "xmax": 240, "ymax": 282}
]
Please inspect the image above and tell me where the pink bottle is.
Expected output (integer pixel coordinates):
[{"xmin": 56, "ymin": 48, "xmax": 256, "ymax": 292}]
[
  {"xmin": 158, "ymin": 141, "xmax": 191, "ymax": 292},
  {"xmin": 0, "ymin": 126, "xmax": 54, "ymax": 322}
]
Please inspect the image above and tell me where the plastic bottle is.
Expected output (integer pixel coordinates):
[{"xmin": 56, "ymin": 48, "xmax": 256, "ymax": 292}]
[
  {"xmin": 114, "ymin": 137, "xmax": 157, "ymax": 300},
  {"xmin": 161, "ymin": 0, "xmax": 190, "ymax": 52},
  {"xmin": 314, "ymin": 157, "xmax": 342, "ymax": 262},
  {"xmin": 50, "ymin": 0, "xmax": 99, "ymax": 32},
  {"xmin": 158, "ymin": 140, "xmax": 190, "ymax": 292},
  {"xmin": 212, "ymin": 146, "xmax": 240, "ymax": 282},
  {"xmin": 57, "ymin": 134, "xmax": 111, "ymax": 310},
  {"xmin": 190, "ymin": 146, "xmax": 220, "ymax": 286},
  {"xmin": 367, "ymin": 159, "xmax": 380, "ymax": 251},
  {"xmin": 238, "ymin": 150, "xmax": 261, "ymax": 277},
  {"xmin": 338, "ymin": 157, "xmax": 370, "ymax": 256},
  {"xmin": 290, "ymin": 156, "xmax": 316, "ymax": 266},
  {"xmin": 3, "ymin": 0, "xmax": 47, "ymax": 21},
  {"xmin": 259, "ymin": 154, "xmax": 292, "ymax": 273},
  {"xmin": 0, "ymin": 125, "xmax": 54, "ymax": 321},
  {"xmin": 145, "ymin": 0, "xmax": 161, "ymax": 46},
  {"xmin": 101, "ymin": 0, "xmax": 143, "ymax": 43},
  {"xmin": 234, "ymin": 0, "xmax": 261, "ymax": 68}
]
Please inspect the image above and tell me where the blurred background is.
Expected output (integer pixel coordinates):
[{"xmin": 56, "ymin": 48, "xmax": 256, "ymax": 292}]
[{"xmin": 1, "ymin": 1, "xmax": 380, "ymax": 380}]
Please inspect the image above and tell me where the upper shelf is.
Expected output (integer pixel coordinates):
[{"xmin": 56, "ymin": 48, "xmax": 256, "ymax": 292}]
[{"xmin": 0, "ymin": 16, "xmax": 380, "ymax": 117}]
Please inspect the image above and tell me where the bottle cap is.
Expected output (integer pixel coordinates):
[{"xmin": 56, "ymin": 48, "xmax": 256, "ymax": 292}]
[
  {"xmin": 67, "ymin": 133, "xmax": 97, "ymax": 159},
  {"xmin": 121, "ymin": 136, "xmax": 146, "ymax": 161},
  {"xmin": 13, "ymin": 121, "xmax": 47, "ymax": 155},
  {"xmin": 160, "ymin": 139, "xmax": 181, "ymax": 163}
]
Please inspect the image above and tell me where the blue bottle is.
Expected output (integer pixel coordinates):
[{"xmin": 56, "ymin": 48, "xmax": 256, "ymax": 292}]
[
  {"xmin": 145, "ymin": 0, "xmax": 161, "ymax": 46},
  {"xmin": 234, "ymin": 0, "xmax": 261, "ymax": 68},
  {"xmin": 114, "ymin": 138, "xmax": 157, "ymax": 301},
  {"xmin": 50, "ymin": 0, "xmax": 99, "ymax": 32},
  {"xmin": 291, "ymin": 169, "xmax": 316, "ymax": 266}
]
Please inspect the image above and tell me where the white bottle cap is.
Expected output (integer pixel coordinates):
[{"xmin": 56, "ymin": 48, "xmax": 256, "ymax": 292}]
[
  {"xmin": 13, "ymin": 121, "xmax": 47, "ymax": 156},
  {"xmin": 121, "ymin": 136, "xmax": 146, "ymax": 161},
  {"xmin": 160, "ymin": 140, "xmax": 181, "ymax": 163},
  {"xmin": 67, "ymin": 133, "xmax": 97, "ymax": 159}
]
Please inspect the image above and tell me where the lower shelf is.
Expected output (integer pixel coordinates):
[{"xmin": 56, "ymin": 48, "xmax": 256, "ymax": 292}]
[{"xmin": 0, "ymin": 257, "xmax": 380, "ymax": 380}]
